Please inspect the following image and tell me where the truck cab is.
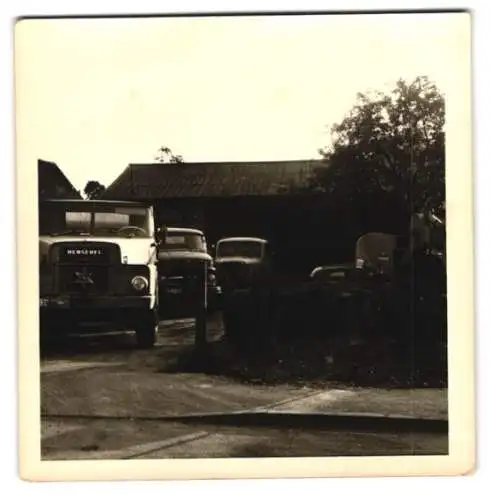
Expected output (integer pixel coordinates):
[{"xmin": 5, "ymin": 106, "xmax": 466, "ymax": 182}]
[{"xmin": 38, "ymin": 199, "xmax": 161, "ymax": 348}]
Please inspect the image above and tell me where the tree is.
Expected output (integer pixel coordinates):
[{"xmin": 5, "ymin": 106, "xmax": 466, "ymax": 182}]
[
  {"xmin": 313, "ymin": 76, "xmax": 445, "ymax": 216},
  {"xmin": 154, "ymin": 146, "xmax": 183, "ymax": 164},
  {"xmin": 84, "ymin": 180, "xmax": 106, "ymax": 199}
]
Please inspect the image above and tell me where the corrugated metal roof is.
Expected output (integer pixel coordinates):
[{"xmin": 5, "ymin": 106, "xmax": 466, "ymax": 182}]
[{"xmin": 103, "ymin": 160, "xmax": 326, "ymax": 200}]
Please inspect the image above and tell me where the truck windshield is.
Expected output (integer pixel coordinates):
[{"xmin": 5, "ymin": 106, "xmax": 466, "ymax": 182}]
[
  {"xmin": 39, "ymin": 202, "xmax": 153, "ymax": 238},
  {"xmin": 160, "ymin": 232, "xmax": 206, "ymax": 252},
  {"xmin": 217, "ymin": 241, "xmax": 263, "ymax": 259}
]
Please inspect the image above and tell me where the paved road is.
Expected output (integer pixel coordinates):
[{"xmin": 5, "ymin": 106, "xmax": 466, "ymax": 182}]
[
  {"xmin": 42, "ymin": 387, "xmax": 448, "ymax": 460},
  {"xmin": 40, "ymin": 313, "xmax": 448, "ymax": 460}
]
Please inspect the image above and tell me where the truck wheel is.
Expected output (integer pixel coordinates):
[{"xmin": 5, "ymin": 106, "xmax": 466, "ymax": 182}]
[
  {"xmin": 135, "ymin": 309, "xmax": 159, "ymax": 349},
  {"xmin": 40, "ymin": 316, "xmax": 69, "ymax": 349}
]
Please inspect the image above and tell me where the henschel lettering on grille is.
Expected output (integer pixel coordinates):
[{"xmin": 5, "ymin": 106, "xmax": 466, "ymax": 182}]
[{"xmin": 66, "ymin": 249, "xmax": 104, "ymax": 256}]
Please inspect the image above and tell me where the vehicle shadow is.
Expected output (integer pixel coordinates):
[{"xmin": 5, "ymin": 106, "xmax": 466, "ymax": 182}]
[{"xmin": 40, "ymin": 314, "xmax": 223, "ymax": 359}]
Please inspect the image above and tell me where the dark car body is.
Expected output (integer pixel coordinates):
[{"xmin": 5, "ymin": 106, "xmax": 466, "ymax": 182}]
[
  {"xmin": 215, "ymin": 237, "xmax": 273, "ymax": 291},
  {"xmin": 157, "ymin": 227, "xmax": 221, "ymax": 317}
]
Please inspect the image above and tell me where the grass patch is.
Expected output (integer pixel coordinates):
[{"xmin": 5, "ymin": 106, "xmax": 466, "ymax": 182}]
[
  {"xmin": 158, "ymin": 334, "xmax": 447, "ymax": 389},
  {"xmin": 159, "ymin": 290, "xmax": 447, "ymax": 389}
]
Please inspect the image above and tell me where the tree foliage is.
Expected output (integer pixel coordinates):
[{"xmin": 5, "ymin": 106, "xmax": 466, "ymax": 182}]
[
  {"xmin": 155, "ymin": 146, "xmax": 184, "ymax": 164},
  {"xmin": 83, "ymin": 180, "xmax": 106, "ymax": 199},
  {"xmin": 313, "ymin": 76, "xmax": 445, "ymax": 215}
]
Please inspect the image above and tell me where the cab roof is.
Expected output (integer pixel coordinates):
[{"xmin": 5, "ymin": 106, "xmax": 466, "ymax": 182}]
[
  {"xmin": 40, "ymin": 198, "xmax": 152, "ymax": 208},
  {"xmin": 166, "ymin": 227, "xmax": 204, "ymax": 236},
  {"xmin": 217, "ymin": 237, "xmax": 268, "ymax": 244}
]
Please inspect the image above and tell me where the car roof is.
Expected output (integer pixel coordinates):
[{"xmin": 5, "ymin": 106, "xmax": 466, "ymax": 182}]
[
  {"xmin": 166, "ymin": 227, "xmax": 204, "ymax": 236},
  {"xmin": 217, "ymin": 237, "xmax": 268, "ymax": 244},
  {"xmin": 40, "ymin": 198, "xmax": 152, "ymax": 208}
]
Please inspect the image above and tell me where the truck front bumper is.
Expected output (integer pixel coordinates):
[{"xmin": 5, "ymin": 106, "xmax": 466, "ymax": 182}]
[
  {"xmin": 40, "ymin": 295, "xmax": 152, "ymax": 310},
  {"xmin": 39, "ymin": 295, "xmax": 156, "ymax": 331}
]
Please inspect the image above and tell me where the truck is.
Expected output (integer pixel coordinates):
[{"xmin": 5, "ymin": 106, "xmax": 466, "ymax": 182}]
[
  {"xmin": 38, "ymin": 198, "xmax": 163, "ymax": 348},
  {"xmin": 157, "ymin": 227, "xmax": 222, "ymax": 318}
]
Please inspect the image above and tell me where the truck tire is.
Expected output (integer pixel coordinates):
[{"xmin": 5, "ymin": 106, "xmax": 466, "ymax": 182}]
[
  {"xmin": 135, "ymin": 309, "xmax": 159, "ymax": 349},
  {"xmin": 40, "ymin": 315, "xmax": 69, "ymax": 349}
]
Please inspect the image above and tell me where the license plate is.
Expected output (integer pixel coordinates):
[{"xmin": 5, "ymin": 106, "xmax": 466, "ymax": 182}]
[
  {"xmin": 167, "ymin": 287, "xmax": 182, "ymax": 295},
  {"xmin": 40, "ymin": 297, "xmax": 70, "ymax": 308}
]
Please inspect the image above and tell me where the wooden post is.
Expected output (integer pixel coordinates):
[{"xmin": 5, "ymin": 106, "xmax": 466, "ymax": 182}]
[{"xmin": 194, "ymin": 261, "xmax": 208, "ymax": 355}]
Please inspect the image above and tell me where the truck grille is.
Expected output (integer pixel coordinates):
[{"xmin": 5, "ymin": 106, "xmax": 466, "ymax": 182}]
[
  {"xmin": 159, "ymin": 260, "xmax": 205, "ymax": 280},
  {"xmin": 57, "ymin": 265, "xmax": 109, "ymax": 294},
  {"xmin": 49, "ymin": 242, "xmax": 120, "ymax": 295},
  {"xmin": 217, "ymin": 262, "xmax": 250, "ymax": 288}
]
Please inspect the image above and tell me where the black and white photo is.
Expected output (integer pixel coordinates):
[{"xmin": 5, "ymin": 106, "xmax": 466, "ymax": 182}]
[{"xmin": 15, "ymin": 10, "xmax": 474, "ymax": 480}]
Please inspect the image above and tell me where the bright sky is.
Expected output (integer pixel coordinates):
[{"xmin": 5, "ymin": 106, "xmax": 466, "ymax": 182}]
[{"xmin": 15, "ymin": 13, "xmax": 467, "ymax": 192}]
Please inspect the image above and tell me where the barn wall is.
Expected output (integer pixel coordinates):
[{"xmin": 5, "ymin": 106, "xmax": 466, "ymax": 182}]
[{"xmin": 152, "ymin": 192, "xmax": 408, "ymax": 272}]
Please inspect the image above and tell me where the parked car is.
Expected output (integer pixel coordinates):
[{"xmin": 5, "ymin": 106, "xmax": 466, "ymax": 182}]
[
  {"xmin": 157, "ymin": 227, "xmax": 221, "ymax": 317},
  {"xmin": 214, "ymin": 237, "xmax": 273, "ymax": 291},
  {"xmin": 38, "ymin": 198, "xmax": 162, "ymax": 348},
  {"xmin": 309, "ymin": 264, "xmax": 353, "ymax": 283}
]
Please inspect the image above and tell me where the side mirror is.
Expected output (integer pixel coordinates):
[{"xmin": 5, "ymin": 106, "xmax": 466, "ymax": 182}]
[{"xmin": 155, "ymin": 226, "xmax": 167, "ymax": 245}]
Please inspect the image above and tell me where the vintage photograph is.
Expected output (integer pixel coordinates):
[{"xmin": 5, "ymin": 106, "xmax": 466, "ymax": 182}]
[{"xmin": 16, "ymin": 11, "xmax": 474, "ymax": 479}]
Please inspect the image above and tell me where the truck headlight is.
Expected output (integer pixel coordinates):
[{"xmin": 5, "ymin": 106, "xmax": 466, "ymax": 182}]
[
  {"xmin": 355, "ymin": 258, "xmax": 365, "ymax": 269},
  {"xmin": 131, "ymin": 275, "xmax": 149, "ymax": 292}
]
